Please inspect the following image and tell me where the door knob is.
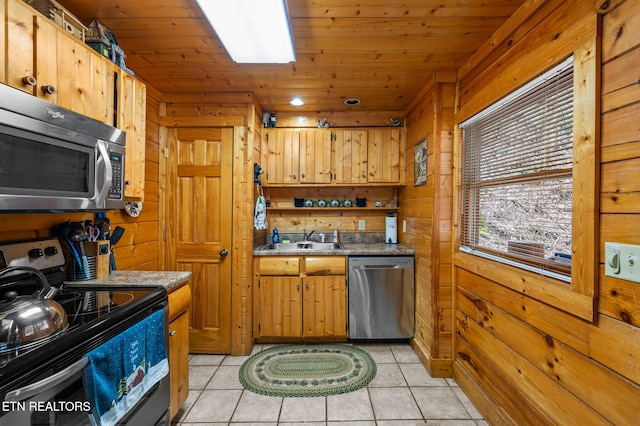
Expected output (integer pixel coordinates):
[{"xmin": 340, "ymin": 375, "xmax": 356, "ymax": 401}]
[{"xmin": 220, "ymin": 249, "xmax": 229, "ymax": 257}]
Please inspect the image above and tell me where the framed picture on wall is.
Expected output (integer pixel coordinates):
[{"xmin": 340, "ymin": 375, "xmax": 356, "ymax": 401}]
[{"xmin": 414, "ymin": 137, "xmax": 427, "ymax": 187}]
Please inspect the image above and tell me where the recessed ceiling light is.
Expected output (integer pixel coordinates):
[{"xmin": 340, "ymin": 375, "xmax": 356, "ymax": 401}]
[
  {"xmin": 344, "ymin": 98, "xmax": 360, "ymax": 106},
  {"xmin": 290, "ymin": 97, "xmax": 304, "ymax": 106}
]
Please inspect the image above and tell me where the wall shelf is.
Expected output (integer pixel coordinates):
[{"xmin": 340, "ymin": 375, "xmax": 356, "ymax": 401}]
[{"xmin": 267, "ymin": 207, "xmax": 399, "ymax": 212}]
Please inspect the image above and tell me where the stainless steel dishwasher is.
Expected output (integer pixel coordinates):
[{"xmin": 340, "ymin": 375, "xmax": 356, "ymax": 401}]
[{"xmin": 348, "ymin": 256, "xmax": 415, "ymax": 340}]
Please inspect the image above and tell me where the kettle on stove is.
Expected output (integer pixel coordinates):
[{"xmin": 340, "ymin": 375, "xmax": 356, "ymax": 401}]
[{"xmin": 0, "ymin": 266, "xmax": 68, "ymax": 348}]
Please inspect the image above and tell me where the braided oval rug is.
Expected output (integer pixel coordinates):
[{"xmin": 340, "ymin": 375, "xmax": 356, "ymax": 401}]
[{"xmin": 239, "ymin": 344, "xmax": 377, "ymax": 397}]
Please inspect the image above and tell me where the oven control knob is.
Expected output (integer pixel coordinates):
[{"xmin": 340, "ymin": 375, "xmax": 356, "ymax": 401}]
[
  {"xmin": 44, "ymin": 246, "xmax": 58, "ymax": 257},
  {"xmin": 28, "ymin": 248, "xmax": 44, "ymax": 259}
]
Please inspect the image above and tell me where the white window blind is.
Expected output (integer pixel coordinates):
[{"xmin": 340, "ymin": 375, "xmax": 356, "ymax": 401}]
[{"xmin": 460, "ymin": 56, "xmax": 574, "ymax": 280}]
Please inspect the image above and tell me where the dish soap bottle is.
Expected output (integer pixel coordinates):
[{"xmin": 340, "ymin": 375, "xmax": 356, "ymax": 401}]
[{"xmin": 272, "ymin": 227, "xmax": 280, "ymax": 244}]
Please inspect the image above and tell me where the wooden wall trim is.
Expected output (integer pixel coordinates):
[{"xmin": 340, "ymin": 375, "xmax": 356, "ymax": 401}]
[
  {"xmin": 454, "ymin": 252, "xmax": 595, "ymax": 321},
  {"xmin": 159, "ymin": 115, "xmax": 245, "ymax": 127}
]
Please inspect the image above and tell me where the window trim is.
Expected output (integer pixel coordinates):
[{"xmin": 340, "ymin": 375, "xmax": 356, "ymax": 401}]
[
  {"xmin": 459, "ymin": 56, "xmax": 575, "ymax": 282},
  {"xmin": 453, "ymin": 39, "xmax": 599, "ymax": 322}
]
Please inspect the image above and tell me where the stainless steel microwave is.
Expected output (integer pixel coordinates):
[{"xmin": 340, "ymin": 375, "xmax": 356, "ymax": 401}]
[{"xmin": 0, "ymin": 83, "xmax": 125, "ymax": 212}]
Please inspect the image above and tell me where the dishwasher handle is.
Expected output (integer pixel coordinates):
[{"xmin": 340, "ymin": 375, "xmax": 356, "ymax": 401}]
[
  {"xmin": 349, "ymin": 256, "xmax": 414, "ymax": 270},
  {"xmin": 356, "ymin": 264, "xmax": 405, "ymax": 269}
]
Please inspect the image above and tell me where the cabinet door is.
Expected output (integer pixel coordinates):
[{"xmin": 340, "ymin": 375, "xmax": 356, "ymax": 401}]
[
  {"xmin": 303, "ymin": 276, "xmax": 347, "ymax": 338},
  {"xmin": 256, "ymin": 277, "xmax": 303, "ymax": 337},
  {"xmin": 332, "ymin": 129, "xmax": 368, "ymax": 184},
  {"xmin": 0, "ymin": 0, "xmax": 5, "ymax": 83},
  {"xmin": 6, "ymin": 0, "xmax": 35, "ymax": 93},
  {"xmin": 299, "ymin": 129, "xmax": 332, "ymax": 183},
  {"xmin": 264, "ymin": 129, "xmax": 300, "ymax": 184},
  {"xmin": 20, "ymin": 5, "xmax": 115, "ymax": 123},
  {"xmin": 367, "ymin": 128, "xmax": 402, "ymax": 183},
  {"xmin": 168, "ymin": 312, "xmax": 189, "ymax": 419},
  {"xmin": 117, "ymin": 72, "xmax": 147, "ymax": 200}
]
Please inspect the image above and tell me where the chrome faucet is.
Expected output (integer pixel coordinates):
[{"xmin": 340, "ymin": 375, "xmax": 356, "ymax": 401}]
[{"xmin": 302, "ymin": 229, "xmax": 315, "ymax": 241}]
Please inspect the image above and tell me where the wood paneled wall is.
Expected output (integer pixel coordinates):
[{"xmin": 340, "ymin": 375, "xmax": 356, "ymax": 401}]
[
  {"xmin": 452, "ymin": 0, "xmax": 640, "ymax": 424},
  {"xmin": 0, "ymin": 83, "xmax": 162, "ymax": 274},
  {"xmin": 399, "ymin": 71, "xmax": 456, "ymax": 377},
  {"xmin": 108, "ymin": 84, "xmax": 162, "ymax": 271}
]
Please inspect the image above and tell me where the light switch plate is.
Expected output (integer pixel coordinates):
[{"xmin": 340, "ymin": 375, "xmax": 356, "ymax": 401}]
[
  {"xmin": 358, "ymin": 220, "xmax": 366, "ymax": 230},
  {"xmin": 605, "ymin": 242, "xmax": 640, "ymax": 283}
]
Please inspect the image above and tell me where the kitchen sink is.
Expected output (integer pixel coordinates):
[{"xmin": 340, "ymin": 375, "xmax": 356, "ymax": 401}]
[{"xmin": 267, "ymin": 242, "xmax": 343, "ymax": 251}]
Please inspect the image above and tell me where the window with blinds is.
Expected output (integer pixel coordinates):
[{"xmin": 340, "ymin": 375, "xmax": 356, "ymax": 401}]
[{"xmin": 460, "ymin": 56, "xmax": 574, "ymax": 280}]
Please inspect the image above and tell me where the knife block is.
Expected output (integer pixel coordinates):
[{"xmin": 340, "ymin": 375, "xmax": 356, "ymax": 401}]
[{"xmin": 85, "ymin": 240, "xmax": 110, "ymax": 278}]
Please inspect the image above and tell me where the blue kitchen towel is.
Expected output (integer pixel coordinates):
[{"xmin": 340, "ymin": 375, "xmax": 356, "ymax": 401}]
[{"xmin": 83, "ymin": 310, "xmax": 169, "ymax": 426}]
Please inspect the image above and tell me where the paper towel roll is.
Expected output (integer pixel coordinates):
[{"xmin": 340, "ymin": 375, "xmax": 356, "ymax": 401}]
[{"xmin": 386, "ymin": 216, "xmax": 397, "ymax": 244}]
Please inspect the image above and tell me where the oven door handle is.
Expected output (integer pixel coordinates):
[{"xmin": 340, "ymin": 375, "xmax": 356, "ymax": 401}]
[{"xmin": 5, "ymin": 357, "xmax": 89, "ymax": 402}]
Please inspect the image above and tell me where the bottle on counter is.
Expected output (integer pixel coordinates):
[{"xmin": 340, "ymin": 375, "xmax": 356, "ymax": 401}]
[
  {"xmin": 333, "ymin": 228, "xmax": 339, "ymax": 243},
  {"xmin": 272, "ymin": 227, "xmax": 280, "ymax": 244}
]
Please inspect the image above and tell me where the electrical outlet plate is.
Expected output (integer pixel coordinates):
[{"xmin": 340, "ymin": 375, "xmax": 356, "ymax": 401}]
[
  {"xmin": 605, "ymin": 242, "xmax": 640, "ymax": 283},
  {"xmin": 402, "ymin": 220, "xmax": 407, "ymax": 233},
  {"xmin": 358, "ymin": 220, "xmax": 366, "ymax": 230}
]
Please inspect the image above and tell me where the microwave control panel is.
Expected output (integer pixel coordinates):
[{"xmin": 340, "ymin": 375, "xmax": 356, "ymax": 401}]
[{"xmin": 108, "ymin": 153, "xmax": 123, "ymax": 199}]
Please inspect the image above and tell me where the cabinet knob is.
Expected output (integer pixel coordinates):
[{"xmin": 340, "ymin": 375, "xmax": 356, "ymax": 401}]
[
  {"xmin": 124, "ymin": 180, "xmax": 132, "ymax": 186},
  {"xmin": 296, "ymin": 284, "xmax": 300, "ymax": 290},
  {"xmin": 220, "ymin": 249, "xmax": 229, "ymax": 257},
  {"xmin": 169, "ymin": 330, "xmax": 177, "ymax": 336},
  {"xmin": 292, "ymin": 174, "xmax": 297, "ymax": 180},
  {"xmin": 22, "ymin": 75, "xmax": 37, "ymax": 86},
  {"xmin": 305, "ymin": 283, "xmax": 309, "ymax": 289},
  {"xmin": 301, "ymin": 173, "xmax": 305, "ymax": 179},
  {"xmin": 41, "ymin": 85, "xmax": 56, "ymax": 95}
]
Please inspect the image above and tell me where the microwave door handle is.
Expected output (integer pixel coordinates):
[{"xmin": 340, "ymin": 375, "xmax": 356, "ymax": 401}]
[
  {"xmin": 4, "ymin": 357, "xmax": 89, "ymax": 402},
  {"xmin": 96, "ymin": 139, "xmax": 113, "ymax": 206}
]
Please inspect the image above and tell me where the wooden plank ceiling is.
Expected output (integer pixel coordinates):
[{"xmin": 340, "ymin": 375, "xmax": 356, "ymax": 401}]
[{"xmin": 57, "ymin": 0, "xmax": 526, "ymax": 113}]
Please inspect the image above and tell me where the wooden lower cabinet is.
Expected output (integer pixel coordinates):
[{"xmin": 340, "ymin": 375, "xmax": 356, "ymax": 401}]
[
  {"xmin": 255, "ymin": 256, "xmax": 347, "ymax": 339},
  {"xmin": 167, "ymin": 284, "xmax": 191, "ymax": 419}
]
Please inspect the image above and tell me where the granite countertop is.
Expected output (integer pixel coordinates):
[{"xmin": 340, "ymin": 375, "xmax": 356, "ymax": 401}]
[
  {"xmin": 64, "ymin": 270, "xmax": 192, "ymax": 292},
  {"xmin": 253, "ymin": 242, "xmax": 415, "ymax": 256}
]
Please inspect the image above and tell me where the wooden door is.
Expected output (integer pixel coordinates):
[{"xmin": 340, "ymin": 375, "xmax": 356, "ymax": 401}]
[
  {"xmin": 299, "ymin": 129, "xmax": 332, "ymax": 184},
  {"xmin": 264, "ymin": 129, "xmax": 300, "ymax": 184},
  {"xmin": 367, "ymin": 128, "xmax": 402, "ymax": 183},
  {"xmin": 255, "ymin": 276, "xmax": 303, "ymax": 337},
  {"xmin": 332, "ymin": 129, "xmax": 368, "ymax": 184},
  {"xmin": 302, "ymin": 276, "xmax": 347, "ymax": 338},
  {"xmin": 166, "ymin": 127, "xmax": 233, "ymax": 353}
]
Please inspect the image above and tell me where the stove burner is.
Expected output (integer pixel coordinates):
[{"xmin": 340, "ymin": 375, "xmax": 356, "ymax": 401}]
[{"xmin": 0, "ymin": 326, "xmax": 67, "ymax": 368}]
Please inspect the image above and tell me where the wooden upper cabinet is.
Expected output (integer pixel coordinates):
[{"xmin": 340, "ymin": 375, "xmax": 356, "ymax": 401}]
[
  {"xmin": 6, "ymin": 0, "xmax": 35, "ymax": 94},
  {"xmin": 264, "ymin": 128, "xmax": 331, "ymax": 185},
  {"xmin": 0, "ymin": 0, "xmax": 6, "ymax": 84},
  {"xmin": 332, "ymin": 129, "xmax": 368, "ymax": 184},
  {"xmin": 5, "ymin": 0, "xmax": 115, "ymax": 123},
  {"xmin": 299, "ymin": 129, "xmax": 332, "ymax": 184},
  {"xmin": 263, "ymin": 127, "xmax": 404, "ymax": 186},
  {"xmin": 367, "ymin": 128, "xmax": 404, "ymax": 183},
  {"xmin": 264, "ymin": 128, "xmax": 301, "ymax": 184},
  {"xmin": 116, "ymin": 71, "xmax": 147, "ymax": 200}
]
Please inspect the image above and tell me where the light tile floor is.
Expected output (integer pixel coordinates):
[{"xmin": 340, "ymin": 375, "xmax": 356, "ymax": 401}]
[{"xmin": 172, "ymin": 343, "xmax": 487, "ymax": 425}]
